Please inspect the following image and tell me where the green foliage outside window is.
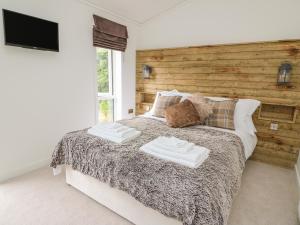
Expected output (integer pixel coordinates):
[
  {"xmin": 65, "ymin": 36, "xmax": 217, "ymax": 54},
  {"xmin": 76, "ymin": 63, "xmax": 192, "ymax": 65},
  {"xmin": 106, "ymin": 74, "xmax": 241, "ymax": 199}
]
[
  {"xmin": 98, "ymin": 100, "xmax": 113, "ymax": 122},
  {"xmin": 96, "ymin": 48, "xmax": 109, "ymax": 93},
  {"xmin": 96, "ymin": 48, "xmax": 113, "ymax": 122}
]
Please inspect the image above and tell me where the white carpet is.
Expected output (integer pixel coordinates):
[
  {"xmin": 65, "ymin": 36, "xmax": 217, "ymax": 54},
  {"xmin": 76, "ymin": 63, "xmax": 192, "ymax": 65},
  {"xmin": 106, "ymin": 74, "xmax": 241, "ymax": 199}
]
[{"xmin": 0, "ymin": 160, "xmax": 298, "ymax": 225}]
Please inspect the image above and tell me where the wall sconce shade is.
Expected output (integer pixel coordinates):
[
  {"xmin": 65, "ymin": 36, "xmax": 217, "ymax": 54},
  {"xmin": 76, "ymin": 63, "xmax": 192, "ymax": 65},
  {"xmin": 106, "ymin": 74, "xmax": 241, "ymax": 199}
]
[
  {"xmin": 142, "ymin": 65, "xmax": 152, "ymax": 79},
  {"xmin": 277, "ymin": 63, "xmax": 292, "ymax": 86}
]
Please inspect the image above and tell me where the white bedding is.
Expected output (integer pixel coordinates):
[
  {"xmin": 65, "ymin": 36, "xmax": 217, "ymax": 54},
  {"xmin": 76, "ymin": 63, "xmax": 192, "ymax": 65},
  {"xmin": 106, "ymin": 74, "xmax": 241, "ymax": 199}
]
[{"xmin": 141, "ymin": 113, "xmax": 257, "ymax": 160}]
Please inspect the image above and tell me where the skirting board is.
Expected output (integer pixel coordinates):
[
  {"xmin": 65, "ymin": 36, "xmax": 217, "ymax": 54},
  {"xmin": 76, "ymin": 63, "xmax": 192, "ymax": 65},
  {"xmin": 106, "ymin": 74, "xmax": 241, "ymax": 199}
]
[{"xmin": 65, "ymin": 166, "xmax": 182, "ymax": 225}]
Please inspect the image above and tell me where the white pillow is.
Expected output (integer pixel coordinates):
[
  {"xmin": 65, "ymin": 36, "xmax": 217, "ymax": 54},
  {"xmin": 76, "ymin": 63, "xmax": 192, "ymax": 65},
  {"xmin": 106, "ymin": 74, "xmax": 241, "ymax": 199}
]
[
  {"xmin": 234, "ymin": 99, "xmax": 261, "ymax": 135},
  {"xmin": 148, "ymin": 90, "xmax": 192, "ymax": 115}
]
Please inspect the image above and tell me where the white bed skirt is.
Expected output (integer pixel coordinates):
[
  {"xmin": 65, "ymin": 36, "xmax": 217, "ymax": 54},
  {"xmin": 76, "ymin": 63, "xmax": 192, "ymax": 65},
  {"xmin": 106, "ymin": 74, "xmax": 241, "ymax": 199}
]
[{"xmin": 65, "ymin": 166, "xmax": 182, "ymax": 225}]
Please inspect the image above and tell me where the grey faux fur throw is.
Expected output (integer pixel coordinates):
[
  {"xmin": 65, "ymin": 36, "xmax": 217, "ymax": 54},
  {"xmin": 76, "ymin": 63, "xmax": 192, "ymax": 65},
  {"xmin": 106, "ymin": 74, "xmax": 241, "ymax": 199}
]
[{"xmin": 50, "ymin": 117, "xmax": 245, "ymax": 225}]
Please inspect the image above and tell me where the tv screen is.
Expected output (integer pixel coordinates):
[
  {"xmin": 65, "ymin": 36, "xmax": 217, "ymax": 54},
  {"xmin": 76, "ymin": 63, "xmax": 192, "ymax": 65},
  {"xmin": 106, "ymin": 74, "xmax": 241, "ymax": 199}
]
[{"xmin": 2, "ymin": 9, "xmax": 59, "ymax": 52}]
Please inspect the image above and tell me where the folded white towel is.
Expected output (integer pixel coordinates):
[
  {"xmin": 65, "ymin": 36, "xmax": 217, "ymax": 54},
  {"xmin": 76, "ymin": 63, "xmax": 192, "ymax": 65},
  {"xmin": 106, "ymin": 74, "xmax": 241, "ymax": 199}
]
[
  {"xmin": 88, "ymin": 127, "xmax": 141, "ymax": 144},
  {"xmin": 94, "ymin": 122, "xmax": 123, "ymax": 130},
  {"xmin": 141, "ymin": 145, "xmax": 209, "ymax": 168},
  {"xmin": 100, "ymin": 122, "xmax": 123, "ymax": 129},
  {"xmin": 113, "ymin": 126, "xmax": 128, "ymax": 133},
  {"xmin": 93, "ymin": 126, "xmax": 135, "ymax": 138},
  {"xmin": 141, "ymin": 140, "xmax": 209, "ymax": 163},
  {"xmin": 152, "ymin": 140, "xmax": 194, "ymax": 153},
  {"xmin": 92, "ymin": 122, "xmax": 135, "ymax": 136},
  {"xmin": 150, "ymin": 145, "xmax": 208, "ymax": 164},
  {"xmin": 140, "ymin": 137, "xmax": 210, "ymax": 168},
  {"xmin": 168, "ymin": 136, "xmax": 189, "ymax": 147},
  {"xmin": 153, "ymin": 136, "xmax": 194, "ymax": 153},
  {"xmin": 99, "ymin": 126, "xmax": 128, "ymax": 133}
]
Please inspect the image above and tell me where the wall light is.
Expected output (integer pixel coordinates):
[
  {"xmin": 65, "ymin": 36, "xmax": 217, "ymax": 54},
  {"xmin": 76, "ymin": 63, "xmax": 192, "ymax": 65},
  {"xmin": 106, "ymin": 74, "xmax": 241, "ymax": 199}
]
[
  {"xmin": 142, "ymin": 65, "xmax": 152, "ymax": 79},
  {"xmin": 277, "ymin": 63, "xmax": 292, "ymax": 86}
]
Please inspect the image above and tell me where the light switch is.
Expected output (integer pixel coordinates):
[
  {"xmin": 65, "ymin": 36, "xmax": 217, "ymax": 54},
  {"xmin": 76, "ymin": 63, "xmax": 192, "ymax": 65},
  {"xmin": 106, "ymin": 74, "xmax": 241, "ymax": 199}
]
[{"xmin": 270, "ymin": 123, "xmax": 278, "ymax": 130}]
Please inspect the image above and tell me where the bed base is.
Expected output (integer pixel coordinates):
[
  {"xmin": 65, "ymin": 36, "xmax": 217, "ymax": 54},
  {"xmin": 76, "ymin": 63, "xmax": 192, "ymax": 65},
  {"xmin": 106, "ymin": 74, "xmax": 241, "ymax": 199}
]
[{"xmin": 65, "ymin": 166, "xmax": 182, "ymax": 225}]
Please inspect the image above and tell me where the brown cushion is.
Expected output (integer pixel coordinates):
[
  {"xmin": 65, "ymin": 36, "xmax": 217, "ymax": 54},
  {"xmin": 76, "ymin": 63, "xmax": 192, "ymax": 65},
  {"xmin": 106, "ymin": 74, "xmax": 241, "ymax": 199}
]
[
  {"xmin": 153, "ymin": 95, "xmax": 182, "ymax": 117},
  {"xmin": 165, "ymin": 99, "xmax": 200, "ymax": 128},
  {"xmin": 187, "ymin": 93, "xmax": 213, "ymax": 123},
  {"xmin": 205, "ymin": 99, "xmax": 237, "ymax": 130}
]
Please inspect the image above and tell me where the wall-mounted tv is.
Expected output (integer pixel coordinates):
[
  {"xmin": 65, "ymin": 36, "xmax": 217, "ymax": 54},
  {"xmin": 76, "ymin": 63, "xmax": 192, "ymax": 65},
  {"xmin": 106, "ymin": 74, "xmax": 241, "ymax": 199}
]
[{"xmin": 2, "ymin": 9, "xmax": 59, "ymax": 52}]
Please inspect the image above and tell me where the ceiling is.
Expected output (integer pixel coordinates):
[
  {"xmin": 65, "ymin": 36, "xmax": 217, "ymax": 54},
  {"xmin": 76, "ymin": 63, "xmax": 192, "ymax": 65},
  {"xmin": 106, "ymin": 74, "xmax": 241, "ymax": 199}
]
[{"xmin": 84, "ymin": 0, "xmax": 187, "ymax": 24}]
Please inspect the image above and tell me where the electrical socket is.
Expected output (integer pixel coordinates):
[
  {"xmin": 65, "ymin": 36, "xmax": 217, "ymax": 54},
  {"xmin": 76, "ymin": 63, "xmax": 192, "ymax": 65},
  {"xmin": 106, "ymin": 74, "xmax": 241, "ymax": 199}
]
[
  {"xmin": 128, "ymin": 109, "xmax": 134, "ymax": 114},
  {"xmin": 270, "ymin": 123, "xmax": 278, "ymax": 131}
]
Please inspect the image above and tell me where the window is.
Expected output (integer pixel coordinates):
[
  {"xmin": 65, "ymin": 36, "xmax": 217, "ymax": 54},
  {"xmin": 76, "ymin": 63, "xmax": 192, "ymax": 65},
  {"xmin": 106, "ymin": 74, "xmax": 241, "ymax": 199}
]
[{"xmin": 96, "ymin": 48, "xmax": 115, "ymax": 122}]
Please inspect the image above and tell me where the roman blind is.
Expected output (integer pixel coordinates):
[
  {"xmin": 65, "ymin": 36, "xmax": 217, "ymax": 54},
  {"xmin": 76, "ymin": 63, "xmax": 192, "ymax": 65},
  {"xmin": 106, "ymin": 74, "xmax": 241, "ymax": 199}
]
[{"xmin": 93, "ymin": 15, "xmax": 128, "ymax": 52}]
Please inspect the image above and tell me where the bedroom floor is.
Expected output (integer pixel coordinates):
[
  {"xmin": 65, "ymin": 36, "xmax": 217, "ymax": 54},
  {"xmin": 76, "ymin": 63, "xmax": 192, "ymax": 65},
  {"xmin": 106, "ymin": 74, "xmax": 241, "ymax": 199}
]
[{"xmin": 0, "ymin": 160, "xmax": 298, "ymax": 225}]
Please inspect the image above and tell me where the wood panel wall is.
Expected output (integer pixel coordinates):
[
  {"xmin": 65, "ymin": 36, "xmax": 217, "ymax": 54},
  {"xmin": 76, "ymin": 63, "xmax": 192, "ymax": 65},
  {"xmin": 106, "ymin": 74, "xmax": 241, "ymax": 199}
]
[{"xmin": 136, "ymin": 40, "xmax": 300, "ymax": 168}]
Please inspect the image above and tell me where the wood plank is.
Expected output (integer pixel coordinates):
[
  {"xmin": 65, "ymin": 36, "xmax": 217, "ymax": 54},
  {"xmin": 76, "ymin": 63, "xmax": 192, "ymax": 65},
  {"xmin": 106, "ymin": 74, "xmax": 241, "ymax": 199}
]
[
  {"xmin": 250, "ymin": 152, "xmax": 295, "ymax": 168},
  {"xmin": 137, "ymin": 73, "xmax": 300, "ymax": 84},
  {"xmin": 256, "ymin": 140, "xmax": 299, "ymax": 154},
  {"xmin": 256, "ymin": 126, "xmax": 299, "ymax": 140},
  {"xmin": 136, "ymin": 66, "xmax": 300, "ymax": 75},
  {"xmin": 254, "ymin": 146, "xmax": 297, "ymax": 161},
  {"xmin": 137, "ymin": 58, "xmax": 300, "ymax": 68},
  {"xmin": 137, "ymin": 40, "xmax": 300, "ymax": 56},
  {"xmin": 256, "ymin": 132, "xmax": 300, "ymax": 147},
  {"xmin": 137, "ymin": 87, "xmax": 300, "ymax": 105},
  {"xmin": 137, "ymin": 50, "xmax": 300, "ymax": 63},
  {"xmin": 140, "ymin": 85, "xmax": 300, "ymax": 100},
  {"xmin": 253, "ymin": 119, "xmax": 300, "ymax": 131},
  {"xmin": 137, "ymin": 79, "xmax": 300, "ymax": 91}
]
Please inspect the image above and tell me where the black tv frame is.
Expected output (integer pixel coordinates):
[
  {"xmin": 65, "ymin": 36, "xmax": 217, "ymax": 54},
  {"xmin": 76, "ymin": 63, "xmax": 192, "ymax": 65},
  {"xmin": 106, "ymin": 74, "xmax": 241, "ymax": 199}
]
[{"xmin": 2, "ymin": 9, "xmax": 59, "ymax": 52}]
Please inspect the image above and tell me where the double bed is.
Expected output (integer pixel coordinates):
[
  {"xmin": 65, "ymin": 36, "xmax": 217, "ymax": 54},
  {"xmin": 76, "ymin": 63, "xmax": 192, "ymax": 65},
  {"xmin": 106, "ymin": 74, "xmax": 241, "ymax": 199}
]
[{"xmin": 51, "ymin": 115, "xmax": 257, "ymax": 225}]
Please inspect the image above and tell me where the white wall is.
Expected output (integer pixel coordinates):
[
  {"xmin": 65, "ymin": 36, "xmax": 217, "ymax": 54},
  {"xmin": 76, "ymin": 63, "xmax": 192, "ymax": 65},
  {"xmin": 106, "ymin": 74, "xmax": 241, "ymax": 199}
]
[
  {"xmin": 0, "ymin": 0, "xmax": 138, "ymax": 182},
  {"xmin": 138, "ymin": 0, "xmax": 300, "ymax": 49}
]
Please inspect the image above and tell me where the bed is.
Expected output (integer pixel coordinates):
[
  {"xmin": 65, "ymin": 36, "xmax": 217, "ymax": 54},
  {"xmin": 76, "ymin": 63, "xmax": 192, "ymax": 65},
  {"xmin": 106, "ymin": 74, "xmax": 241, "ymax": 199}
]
[{"xmin": 51, "ymin": 115, "xmax": 257, "ymax": 225}]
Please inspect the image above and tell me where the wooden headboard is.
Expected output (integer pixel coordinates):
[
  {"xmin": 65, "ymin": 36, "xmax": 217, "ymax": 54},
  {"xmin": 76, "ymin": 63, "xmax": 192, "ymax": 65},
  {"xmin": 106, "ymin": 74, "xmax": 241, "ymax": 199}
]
[{"xmin": 136, "ymin": 40, "xmax": 300, "ymax": 168}]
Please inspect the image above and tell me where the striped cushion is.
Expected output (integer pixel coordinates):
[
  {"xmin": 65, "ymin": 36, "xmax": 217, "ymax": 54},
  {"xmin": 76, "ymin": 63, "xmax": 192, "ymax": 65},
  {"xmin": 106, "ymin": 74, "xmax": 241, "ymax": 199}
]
[
  {"xmin": 205, "ymin": 99, "xmax": 237, "ymax": 130},
  {"xmin": 153, "ymin": 95, "xmax": 182, "ymax": 117}
]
